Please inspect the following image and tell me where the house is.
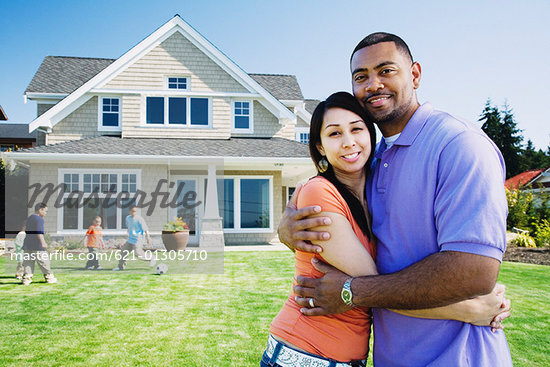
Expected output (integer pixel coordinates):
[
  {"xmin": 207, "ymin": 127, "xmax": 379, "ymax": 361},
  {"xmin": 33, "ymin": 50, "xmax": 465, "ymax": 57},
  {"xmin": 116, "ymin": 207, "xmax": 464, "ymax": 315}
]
[
  {"xmin": 505, "ymin": 167, "xmax": 550, "ymax": 194},
  {"xmin": 5, "ymin": 15, "xmax": 317, "ymax": 247},
  {"xmin": 0, "ymin": 105, "xmax": 37, "ymax": 151}
]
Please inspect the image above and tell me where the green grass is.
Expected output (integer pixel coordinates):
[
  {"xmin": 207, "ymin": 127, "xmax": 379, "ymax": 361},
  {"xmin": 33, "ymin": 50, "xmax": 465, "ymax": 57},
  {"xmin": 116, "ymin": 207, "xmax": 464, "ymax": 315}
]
[{"xmin": 0, "ymin": 253, "xmax": 548, "ymax": 366}]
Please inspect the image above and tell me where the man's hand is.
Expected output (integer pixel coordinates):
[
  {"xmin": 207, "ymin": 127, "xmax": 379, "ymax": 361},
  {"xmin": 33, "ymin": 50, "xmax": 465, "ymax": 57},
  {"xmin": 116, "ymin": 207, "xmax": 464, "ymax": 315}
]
[
  {"xmin": 278, "ymin": 183, "xmax": 331, "ymax": 253},
  {"xmin": 294, "ymin": 258, "xmax": 352, "ymax": 316}
]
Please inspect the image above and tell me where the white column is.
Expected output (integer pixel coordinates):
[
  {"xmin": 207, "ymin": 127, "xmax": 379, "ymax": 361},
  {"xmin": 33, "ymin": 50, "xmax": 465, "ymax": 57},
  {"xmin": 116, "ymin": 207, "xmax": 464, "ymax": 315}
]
[{"xmin": 199, "ymin": 164, "xmax": 225, "ymax": 250}]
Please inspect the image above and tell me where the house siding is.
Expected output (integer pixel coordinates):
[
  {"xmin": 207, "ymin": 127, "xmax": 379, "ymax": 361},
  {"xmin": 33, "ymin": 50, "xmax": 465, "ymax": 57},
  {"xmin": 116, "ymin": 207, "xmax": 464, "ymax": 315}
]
[
  {"xmin": 296, "ymin": 116, "xmax": 309, "ymax": 128},
  {"xmin": 104, "ymin": 32, "xmax": 248, "ymax": 93},
  {"xmin": 47, "ymin": 97, "xmax": 103, "ymax": 145}
]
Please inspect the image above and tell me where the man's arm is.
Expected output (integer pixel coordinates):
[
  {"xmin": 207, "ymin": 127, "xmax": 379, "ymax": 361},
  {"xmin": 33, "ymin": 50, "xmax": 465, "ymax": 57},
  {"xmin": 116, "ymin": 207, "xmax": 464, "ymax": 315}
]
[
  {"xmin": 38, "ymin": 234, "xmax": 47, "ymax": 249},
  {"xmin": 277, "ymin": 183, "xmax": 331, "ymax": 253},
  {"xmin": 295, "ymin": 251, "xmax": 500, "ymax": 315}
]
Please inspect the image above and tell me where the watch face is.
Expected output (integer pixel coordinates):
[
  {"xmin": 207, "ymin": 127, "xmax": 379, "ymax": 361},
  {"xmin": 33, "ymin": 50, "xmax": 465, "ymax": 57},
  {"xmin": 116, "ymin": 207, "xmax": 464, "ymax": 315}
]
[{"xmin": 342, "ymin": 289, "xmax": 352, "ymax": 304}]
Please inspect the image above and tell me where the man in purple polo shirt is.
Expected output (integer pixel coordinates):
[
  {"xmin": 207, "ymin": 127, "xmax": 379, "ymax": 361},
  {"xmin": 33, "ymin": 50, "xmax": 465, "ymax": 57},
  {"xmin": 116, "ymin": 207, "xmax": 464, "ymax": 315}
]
[{"xmin": 278, "ymin": 33, "xmax": 512, "ymax": 366}]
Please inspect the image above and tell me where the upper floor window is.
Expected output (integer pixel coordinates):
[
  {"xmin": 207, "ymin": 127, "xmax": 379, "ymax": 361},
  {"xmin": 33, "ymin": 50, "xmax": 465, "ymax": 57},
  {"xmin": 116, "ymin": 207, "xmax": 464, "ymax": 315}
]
[
  {"xmin": 232, "ymin": 101, "xmax": 253, "ymax": 133},
  {"xmin": 168, "ymin": 77, "xmax": 188, "ymax": 90},
  {"xmin": 146, "ymin": 96, "xmax": 210, "ymax": 127},
  {"xmin": 295, "ymin": 128, "xmax": 310, "ymax": 144},
  {"xmin": 99, "ymin": 97, "xmax": 121, "ymax": 131}
]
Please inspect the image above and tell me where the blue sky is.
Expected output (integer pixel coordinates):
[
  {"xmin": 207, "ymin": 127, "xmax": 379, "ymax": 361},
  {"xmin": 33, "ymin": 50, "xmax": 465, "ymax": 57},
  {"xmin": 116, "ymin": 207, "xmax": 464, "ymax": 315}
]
[{"xmin": 1, "ymin": 0, "xmax": 549, "ymax": 149}]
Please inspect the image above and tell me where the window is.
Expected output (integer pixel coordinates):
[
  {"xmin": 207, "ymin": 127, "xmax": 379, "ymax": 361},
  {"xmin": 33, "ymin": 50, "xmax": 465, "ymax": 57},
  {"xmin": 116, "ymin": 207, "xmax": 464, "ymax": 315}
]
[
  {"xmin": 169, "ymin": 97, "xmax": 186, "ymax": 124},
  {"xmin": 146, "ymin": 97, "xmax": 164, "ymax": 124},
  {"xmin": 232, "ymin": 101, "xmax": 253, "ymax": 132},
  {"xmin": 168, "ymin": 77, "xmax": 187, "ymax": 90},
  {"xmin": 240, "ymin": 179, "xmax": 270, "ymax": 228},
  {"xmin": 295, "ymin": 128, "xmax": 310, "ymax": 144},
  {"xmin": 59, "ymin": 170, "xmax": 140, "ymax": 231},
  {"xmin": 208, "ymin": 177, "xmax": 272, "ymax": 231},
  {"xmin": 63, "ymin": 173, "xmax": 79, "ymax": 193},
  {"xmin": 145, "ymin": 97, "xmax": 210, "ymax": 126},
  {"xmin": 100, "ymin": 97, "xmax": 121, "ymax": 130}
]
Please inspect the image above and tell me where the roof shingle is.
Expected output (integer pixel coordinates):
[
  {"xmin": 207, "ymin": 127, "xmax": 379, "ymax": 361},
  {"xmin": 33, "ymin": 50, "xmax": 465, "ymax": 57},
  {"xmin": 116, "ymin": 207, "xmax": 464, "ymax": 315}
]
[
  {"xmin": 25, "ymin": 57, "xmax": 305, "ymax": 102},
  {"xmin": 15, "ymin": 136, "xmax": 309, "ymax": 157}
]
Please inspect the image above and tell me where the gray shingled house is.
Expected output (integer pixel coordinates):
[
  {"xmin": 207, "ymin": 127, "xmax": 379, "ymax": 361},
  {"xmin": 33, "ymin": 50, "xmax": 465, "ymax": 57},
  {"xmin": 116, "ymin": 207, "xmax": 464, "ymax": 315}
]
[{"xmin": 5, "ymin": 15, "xmax": 317, "ymax": 246}]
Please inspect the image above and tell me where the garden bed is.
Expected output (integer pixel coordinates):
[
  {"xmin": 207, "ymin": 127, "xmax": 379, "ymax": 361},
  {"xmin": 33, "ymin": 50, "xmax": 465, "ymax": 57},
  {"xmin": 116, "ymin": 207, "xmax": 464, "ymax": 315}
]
[{"xmin": 503, "ymin": 246, "xmax": 550, "ymax": 266}]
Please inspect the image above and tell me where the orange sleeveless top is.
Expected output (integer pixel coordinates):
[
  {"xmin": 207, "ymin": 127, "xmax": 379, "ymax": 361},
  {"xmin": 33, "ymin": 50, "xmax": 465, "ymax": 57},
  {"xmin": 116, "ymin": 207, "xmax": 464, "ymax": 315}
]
[{"xmin": 270, "ymin": 176, "xmax": 376, "ymax": 362}]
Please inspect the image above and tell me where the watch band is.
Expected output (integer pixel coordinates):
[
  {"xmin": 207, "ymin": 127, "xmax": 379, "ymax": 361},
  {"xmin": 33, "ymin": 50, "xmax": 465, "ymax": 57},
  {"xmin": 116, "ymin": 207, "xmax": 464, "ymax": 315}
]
[{"xmin": 341, "ymin": 277, "xmax": 354, "ymax": 306}]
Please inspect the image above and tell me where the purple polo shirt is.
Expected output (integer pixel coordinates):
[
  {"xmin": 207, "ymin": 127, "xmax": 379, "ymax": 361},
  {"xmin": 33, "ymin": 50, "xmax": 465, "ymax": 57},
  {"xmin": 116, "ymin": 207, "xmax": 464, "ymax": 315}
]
[{"xmin": 366, "ymin": 103, "xmax": 512, "ymax": 366}]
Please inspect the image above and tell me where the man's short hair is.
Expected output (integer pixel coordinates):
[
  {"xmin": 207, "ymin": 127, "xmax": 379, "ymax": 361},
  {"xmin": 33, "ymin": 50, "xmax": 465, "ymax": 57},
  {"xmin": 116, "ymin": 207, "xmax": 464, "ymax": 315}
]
[
  {"xmin": 351, "ymin": 32, "xmax": 414, "ymax": 63},
  {"xmin": 129, "ymin": 205, "xmax": 138, "ymax": 211},
  {"xmin": 34, "ymin": 202, "xmax": 48, "ymax": 211}
]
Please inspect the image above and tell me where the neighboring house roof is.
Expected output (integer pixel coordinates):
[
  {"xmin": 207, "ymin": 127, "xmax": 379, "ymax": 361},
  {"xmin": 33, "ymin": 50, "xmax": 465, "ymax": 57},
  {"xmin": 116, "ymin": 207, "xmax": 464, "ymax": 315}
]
[
  {"xmin": 26, "ymin": 56, "xmax": 115, "ymax": 94},
  {"xmin": 25, "ymin": 58, "xmax": 304, "ymax": 103},
  {"xmin": 14, "ymin": 136, "xmax": 309, "ymax": 158},
  {"xmin": 505, "ymin": 167, "xmax": 550, "ymax": 189},
  {"xmin": 0, "ymin": 105, "xmax": 7, "ymax": 120},
  {"xmin": 304, "ymin": 99, "xmax": 320, "ymax": 114},
  {"xmin": 27, "ymin": 15, "xmax": 297, "ymax": 132},
  {"xmin": 0, "ymin": 124, "xmax": 37, "ymax": 139},
  {"xmin": 248, "ymin": 74, "xmax": 303, "ymax": 101}
]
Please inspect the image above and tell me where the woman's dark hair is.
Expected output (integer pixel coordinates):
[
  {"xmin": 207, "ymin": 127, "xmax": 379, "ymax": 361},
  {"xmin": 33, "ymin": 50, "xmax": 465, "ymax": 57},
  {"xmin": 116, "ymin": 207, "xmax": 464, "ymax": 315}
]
[{"xmin": 309, "ymin": 91, "xmax": 376, "ymax": 241}]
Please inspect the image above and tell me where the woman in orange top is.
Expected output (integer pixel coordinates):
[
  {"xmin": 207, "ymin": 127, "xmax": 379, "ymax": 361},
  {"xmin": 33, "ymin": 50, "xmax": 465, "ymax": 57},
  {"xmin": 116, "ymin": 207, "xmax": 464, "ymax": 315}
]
[{"xmin": 263, "ymin": 92, "xmax": 509, "ymax": 367}]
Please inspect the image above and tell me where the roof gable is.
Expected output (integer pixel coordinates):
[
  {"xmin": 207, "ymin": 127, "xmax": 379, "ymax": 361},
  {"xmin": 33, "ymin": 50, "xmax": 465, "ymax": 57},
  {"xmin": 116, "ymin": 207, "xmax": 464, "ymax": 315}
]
[
  {"xmin": 505, "ymin": 167, "xmax": 550, "ymax": 189},
  {"xmin": 28, "ymin": 15, "xmax": 295, "ymax": 132}
]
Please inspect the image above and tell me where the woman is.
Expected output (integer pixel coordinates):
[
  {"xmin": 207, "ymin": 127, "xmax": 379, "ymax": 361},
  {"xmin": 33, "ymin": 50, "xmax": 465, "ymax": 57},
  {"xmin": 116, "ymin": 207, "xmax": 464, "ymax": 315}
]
[{"xmin": 262, "ymin": 92, "xmax": 508, "ymax": 367}]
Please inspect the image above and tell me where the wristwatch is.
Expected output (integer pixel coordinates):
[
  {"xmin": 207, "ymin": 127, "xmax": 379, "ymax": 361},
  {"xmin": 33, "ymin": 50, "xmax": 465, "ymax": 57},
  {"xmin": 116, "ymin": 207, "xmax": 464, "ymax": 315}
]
[{"xmin": 341, "ymin": 277, "xmax": 354, "ymax": 306}]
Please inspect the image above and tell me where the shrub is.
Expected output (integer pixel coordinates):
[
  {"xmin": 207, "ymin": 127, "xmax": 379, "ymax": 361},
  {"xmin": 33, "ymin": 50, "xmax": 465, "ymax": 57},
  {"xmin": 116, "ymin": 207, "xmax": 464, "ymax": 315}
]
[
  {"xmin": 506, "ymin": 188, "xmax": 533, "ymax": 230},
  {"xmin": 510, "ymin": 232, "xmax": 537, "ymax": 248},
  {"xmin": 533, "ymin": 219, "xmax": 550, "ymax": 247}
]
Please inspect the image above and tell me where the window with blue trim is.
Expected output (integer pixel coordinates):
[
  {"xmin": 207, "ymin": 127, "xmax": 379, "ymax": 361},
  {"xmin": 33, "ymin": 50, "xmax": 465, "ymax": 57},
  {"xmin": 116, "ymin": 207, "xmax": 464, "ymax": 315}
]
[
  {"xmin": 234, "ymin": 101, "xmax": 250, "ymax": 130},
  {"xmin": 168, "ymin": 77, "xmax": 187, "ymax": 89},
  {"xmin": 102, "ymin": 98, "xmax": 120, "ymax": 127}
]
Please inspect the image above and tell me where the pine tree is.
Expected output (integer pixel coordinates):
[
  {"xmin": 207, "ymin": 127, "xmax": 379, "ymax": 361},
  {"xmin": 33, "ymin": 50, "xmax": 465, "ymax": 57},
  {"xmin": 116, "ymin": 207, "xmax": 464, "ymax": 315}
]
[{"xmin": 479, "ymin": 99, "xmax": 524, "ymax": 178}]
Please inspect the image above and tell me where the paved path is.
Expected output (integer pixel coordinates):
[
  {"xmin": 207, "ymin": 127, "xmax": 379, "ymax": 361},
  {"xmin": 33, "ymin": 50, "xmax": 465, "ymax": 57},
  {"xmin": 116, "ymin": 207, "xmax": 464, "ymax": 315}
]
[{"xmin": 224, "ymin": 243, "xmax": 287, "ymax": 252}]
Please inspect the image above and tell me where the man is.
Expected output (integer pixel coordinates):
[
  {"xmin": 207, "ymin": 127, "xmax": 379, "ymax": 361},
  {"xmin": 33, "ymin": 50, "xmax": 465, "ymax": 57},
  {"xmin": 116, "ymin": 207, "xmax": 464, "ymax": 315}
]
[
  {"xmin": 113, "ymin": 205, "xmax": 155, "ymax": 271},
  {"xmin": 278, "ymin": 33, "xmax": 513, "ymax": 366},
  {"xmin": 22, "ymin": 203, "xmax": 57, "ymax": 285}
]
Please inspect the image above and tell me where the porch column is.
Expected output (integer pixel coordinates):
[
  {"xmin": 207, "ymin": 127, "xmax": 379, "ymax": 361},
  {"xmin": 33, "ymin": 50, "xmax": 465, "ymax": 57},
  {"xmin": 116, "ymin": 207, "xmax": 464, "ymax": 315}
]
[{"xmin": 199, "ymin": 164, "xmax": 225, "ymax": 250}]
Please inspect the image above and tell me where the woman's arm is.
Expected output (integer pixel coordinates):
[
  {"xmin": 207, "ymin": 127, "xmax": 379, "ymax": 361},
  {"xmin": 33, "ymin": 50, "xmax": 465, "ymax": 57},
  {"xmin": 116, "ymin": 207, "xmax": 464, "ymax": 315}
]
[
  {"xmin": 311, "ymin": 212, "xmax": 510, "ymax": 327},
  {"xmin": 308, "ymin": 211, "xmax": 377, "ymax": 277}
]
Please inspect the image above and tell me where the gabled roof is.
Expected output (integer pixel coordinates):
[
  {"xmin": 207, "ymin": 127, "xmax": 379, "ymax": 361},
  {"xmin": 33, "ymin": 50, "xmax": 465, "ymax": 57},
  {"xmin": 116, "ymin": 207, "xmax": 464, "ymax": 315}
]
[
  {"xmin": 0, "ymin": 123, "xmax": 37, "ymax": 139},
  {"xmin": 248, "ymin": 74, "xmax": 303, "ymax": 100},
  {"xmin": 0, "ymin": 105, "xmax": 7, "ymax": 120},
  {"xmin": 26, "ymin": 56, "xmax": 115, "ymax": 94},
  {"xmin": 10, "ymin": 136, "xmax": 309, "ymax": 158},
  {"xmin": 27, "ymin": 15, "xmax": 296, "ymax": 132},
  {"xmin": 304, "ymin": 99, "xmax": 321, "ymax": 114},
  {"xmin": 26, "ymin": 57, "xmax": 303, "ymax": 103},
  {"xmin": 505, "ymin": 167, "xmax": 549, "ymax": 189}
]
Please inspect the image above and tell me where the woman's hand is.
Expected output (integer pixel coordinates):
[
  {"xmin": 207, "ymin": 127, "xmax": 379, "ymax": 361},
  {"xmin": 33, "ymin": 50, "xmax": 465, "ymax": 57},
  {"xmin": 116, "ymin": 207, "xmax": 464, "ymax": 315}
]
[{"xmin": 461, "ymin": 283, "xmax": 511, "ymax": 331}]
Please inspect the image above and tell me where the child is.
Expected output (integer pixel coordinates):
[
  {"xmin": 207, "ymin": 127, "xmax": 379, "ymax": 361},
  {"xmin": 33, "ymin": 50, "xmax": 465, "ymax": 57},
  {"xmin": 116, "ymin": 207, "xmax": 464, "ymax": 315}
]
[
  {"xmin": 84, "ymin": 216, "xmax": 105, "ymax": 270},
  {"xmin": 14, "ymin": 224, "xmax": 26, "ymax": 279}
]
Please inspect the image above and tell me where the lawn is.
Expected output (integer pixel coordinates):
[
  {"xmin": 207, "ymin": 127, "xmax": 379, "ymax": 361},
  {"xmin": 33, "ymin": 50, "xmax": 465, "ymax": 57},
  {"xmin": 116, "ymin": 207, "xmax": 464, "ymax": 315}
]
[{"xmin": 0, "ymin": 251, "xmax": 548, "ymax": 366}]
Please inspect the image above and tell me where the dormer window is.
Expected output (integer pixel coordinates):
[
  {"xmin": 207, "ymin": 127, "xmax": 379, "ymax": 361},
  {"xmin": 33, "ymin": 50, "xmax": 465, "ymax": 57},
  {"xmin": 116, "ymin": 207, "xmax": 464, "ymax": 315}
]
[
  {"xmin": 232, "ymin": 101, "xmax": 253, "ymax": 133},
  {"xmin": 168, "ymin": 77, "xmax": 188, "ymax": 90},
  {"xmin": 98, "ymin": 97, "xmax": 121, "ymax": 131}
]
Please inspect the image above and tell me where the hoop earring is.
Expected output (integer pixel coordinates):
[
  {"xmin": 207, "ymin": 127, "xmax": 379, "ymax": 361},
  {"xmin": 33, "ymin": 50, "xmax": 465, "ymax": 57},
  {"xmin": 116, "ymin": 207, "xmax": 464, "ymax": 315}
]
[{"xmin": 318, "ymin": 157, "xmax": 329, "ymax": 173}]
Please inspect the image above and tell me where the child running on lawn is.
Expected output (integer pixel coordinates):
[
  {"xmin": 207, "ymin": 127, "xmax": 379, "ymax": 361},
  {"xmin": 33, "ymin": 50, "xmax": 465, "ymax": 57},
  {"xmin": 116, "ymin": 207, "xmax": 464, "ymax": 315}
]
[{"xmin": 83, "ymin": 216, "xmax": 105, "ymax": 270}]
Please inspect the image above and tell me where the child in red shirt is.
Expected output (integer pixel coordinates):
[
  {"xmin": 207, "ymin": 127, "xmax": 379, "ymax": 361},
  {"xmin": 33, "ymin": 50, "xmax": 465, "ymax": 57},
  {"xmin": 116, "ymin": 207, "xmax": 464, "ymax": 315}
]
[{"xmin": 83, "ymin": 216, "xmax": 105, "ymax": 270}]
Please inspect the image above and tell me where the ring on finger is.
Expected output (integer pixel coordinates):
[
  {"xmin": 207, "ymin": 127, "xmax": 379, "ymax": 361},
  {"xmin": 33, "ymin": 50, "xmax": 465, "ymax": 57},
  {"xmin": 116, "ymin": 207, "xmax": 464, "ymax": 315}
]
[{"xmin": 309, "ymin": 298, "xmax": 315, "ymax": 308}]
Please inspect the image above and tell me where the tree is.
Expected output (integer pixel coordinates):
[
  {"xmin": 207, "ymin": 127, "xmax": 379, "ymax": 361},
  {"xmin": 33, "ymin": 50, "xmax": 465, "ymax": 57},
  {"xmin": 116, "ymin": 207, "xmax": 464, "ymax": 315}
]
[
  {"xmin": 479, "ymin": 99, "xmax": 524, "ymax": 178},
  {"xmin": 520, "ymin": 140, "xmax": 550, "ymax": 171}
]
